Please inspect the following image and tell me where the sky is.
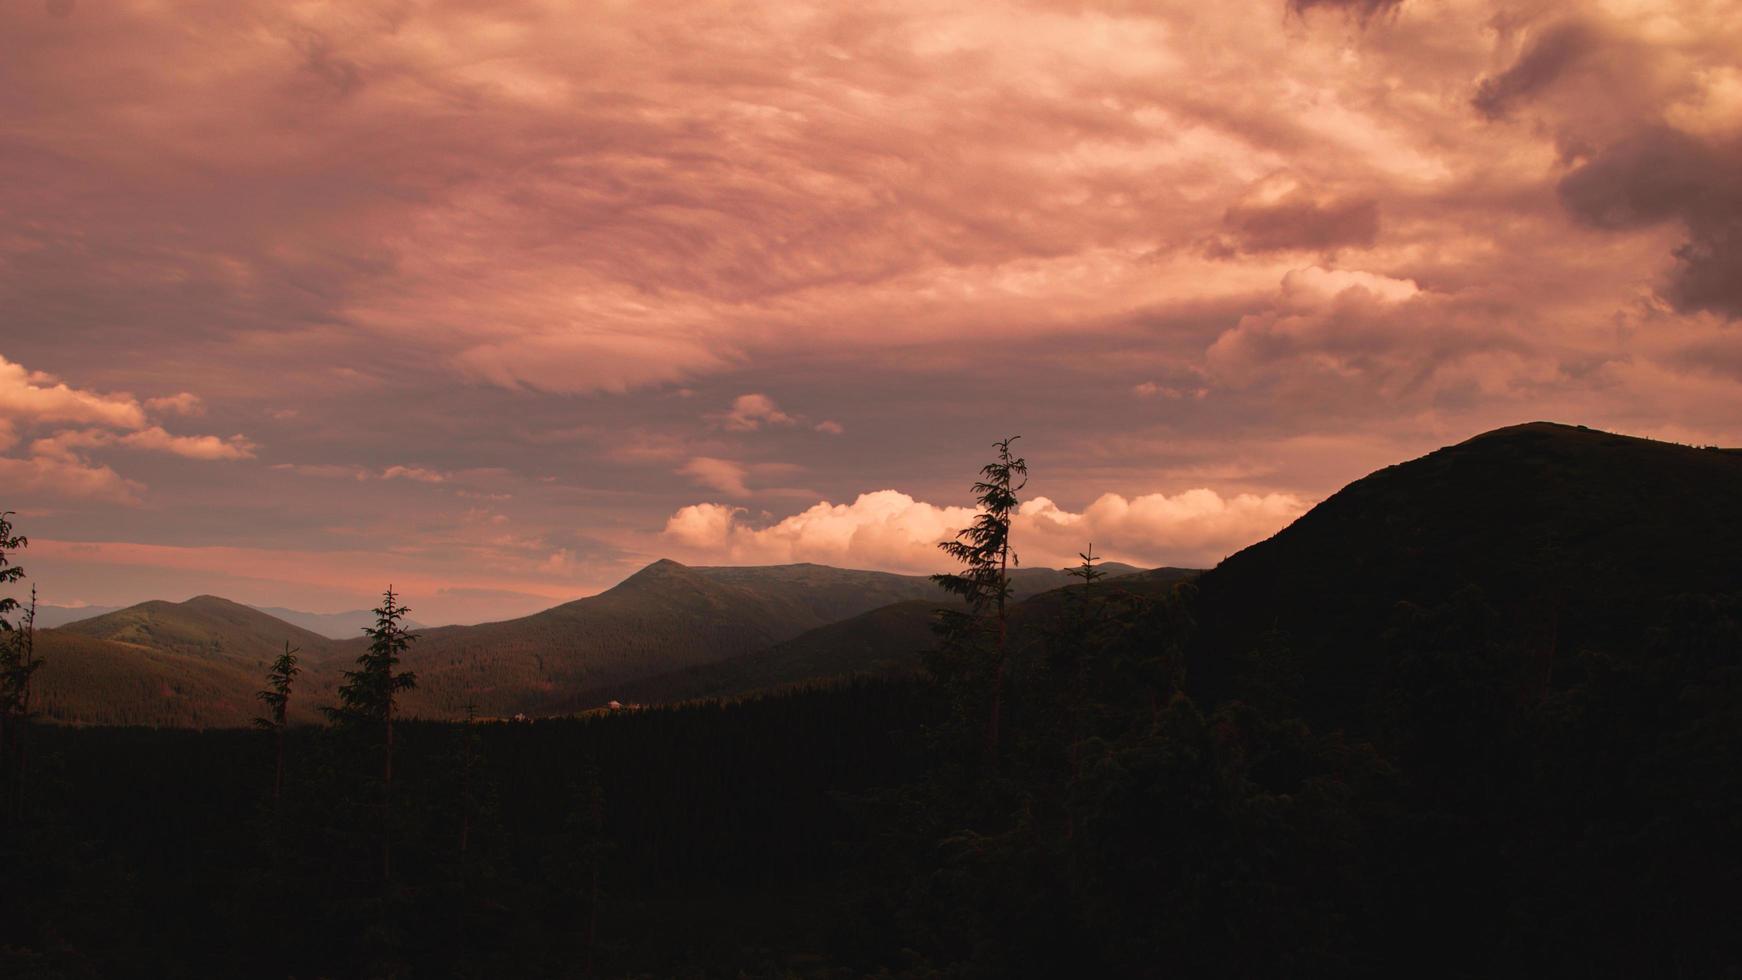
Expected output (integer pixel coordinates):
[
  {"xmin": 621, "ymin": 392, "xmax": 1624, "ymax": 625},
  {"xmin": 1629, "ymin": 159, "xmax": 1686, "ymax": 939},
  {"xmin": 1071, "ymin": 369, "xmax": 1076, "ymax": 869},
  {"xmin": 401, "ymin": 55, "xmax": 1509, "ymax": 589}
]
[{"xmin": 3, "ymin": 0, "xmax": 1740, "ymax": 624}]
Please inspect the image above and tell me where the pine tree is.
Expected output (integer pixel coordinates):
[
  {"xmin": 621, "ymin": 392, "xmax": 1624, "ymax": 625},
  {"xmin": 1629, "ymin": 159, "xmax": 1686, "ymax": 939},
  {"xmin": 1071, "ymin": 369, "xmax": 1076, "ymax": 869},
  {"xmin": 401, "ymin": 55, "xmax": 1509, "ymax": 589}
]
[
  {"xmin": 0, "ymin": 513, "xmax": 36, "ymax": 821},
  {"xmin": 931, "ymin": 437, "xmax": 1027, "ymax": 758},
  {"xmin": 254, "ymin": 642, "xmax": 300, "ymax": 804},
  {"xmin": 1068, "ymin": 543, "xmax": 1104, "ymax": 586},
  {"xmin": 326, "ymin": 586, "xmax": 419, "ymax": 881}
]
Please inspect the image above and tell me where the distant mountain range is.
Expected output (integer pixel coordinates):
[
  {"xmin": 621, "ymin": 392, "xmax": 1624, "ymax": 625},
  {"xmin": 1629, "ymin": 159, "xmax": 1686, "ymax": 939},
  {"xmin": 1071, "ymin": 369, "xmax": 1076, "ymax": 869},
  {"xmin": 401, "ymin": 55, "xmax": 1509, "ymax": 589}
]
[
  {"xmin": 43, "ymin": 420, "xmax": 1732, "ymax": 730},
  {"xmin": 26, "ymin": 558, "xmax": 1174, "ymax": 726},
  {"xmin": 38, "ymin": 602, "xmax": 422, "ymax": 638},
  {"xmin": 35, "ymin": 605, "xmax": 123, "ymax": 629}
]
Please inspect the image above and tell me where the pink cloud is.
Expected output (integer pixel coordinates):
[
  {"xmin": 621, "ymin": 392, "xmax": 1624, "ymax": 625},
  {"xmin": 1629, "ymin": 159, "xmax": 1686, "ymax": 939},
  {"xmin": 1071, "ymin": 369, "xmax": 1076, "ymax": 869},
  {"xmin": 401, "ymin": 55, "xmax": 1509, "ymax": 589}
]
[
  {"xmin": 661, "ymin": 486, "xmax": 1308, "ymax": 573},
  {"xmin": 678, "ymin": 457, "xmax": 752, "ymax": 497},
  {"xmin": 380, "ymin": 465, "xmax": 447, "ymax": 484},
  {"xmin": 0, "ymin": 356, "xmax": 145, "ymax": 430},
  {"xmin": 719, "ymin": 394, "xmax": 796, "ymax": 432}
]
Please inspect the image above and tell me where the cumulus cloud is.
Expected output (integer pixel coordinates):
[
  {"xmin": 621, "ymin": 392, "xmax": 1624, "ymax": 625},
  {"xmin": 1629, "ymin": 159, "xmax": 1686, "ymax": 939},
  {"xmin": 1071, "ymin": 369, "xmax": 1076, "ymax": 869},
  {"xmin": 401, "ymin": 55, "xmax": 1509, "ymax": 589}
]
[
  {"xmin": 0, "ymin": 355, "xmax": 255, "ymax": 503},
  {"xmin": 0, "ymin": 356, "xmax": 146, "ymax": 429},
  {"xmin": 719, "ymin": 394, "xmax": 797, "ymax": 432},
  {"xmin": 661, "ymin": 486, "xmax": 1307, "ymax": 573},
  {"xmin": 0, "ymin": 454, "xmax": 140, "ymax": 505},
  {"xmin": 815, "ymin": 420, "xmax": 845, "ymax": 435}
]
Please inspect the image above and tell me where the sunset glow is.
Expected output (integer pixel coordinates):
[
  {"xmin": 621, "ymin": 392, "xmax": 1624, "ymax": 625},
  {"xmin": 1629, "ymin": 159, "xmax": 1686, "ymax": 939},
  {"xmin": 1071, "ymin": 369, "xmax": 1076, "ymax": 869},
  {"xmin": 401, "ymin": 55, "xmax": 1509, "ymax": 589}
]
[{"xmin": 5, "ymin": 0, "xmax": 1740, "ymax": 622}]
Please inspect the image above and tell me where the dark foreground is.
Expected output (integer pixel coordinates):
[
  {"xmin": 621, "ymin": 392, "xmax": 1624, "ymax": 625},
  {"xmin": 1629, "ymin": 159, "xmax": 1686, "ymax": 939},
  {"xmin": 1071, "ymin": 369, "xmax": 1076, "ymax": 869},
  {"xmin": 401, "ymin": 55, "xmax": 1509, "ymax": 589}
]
[{"xmin": 5, "ymin": 423, "xmax": 1742, "ymax": 978}]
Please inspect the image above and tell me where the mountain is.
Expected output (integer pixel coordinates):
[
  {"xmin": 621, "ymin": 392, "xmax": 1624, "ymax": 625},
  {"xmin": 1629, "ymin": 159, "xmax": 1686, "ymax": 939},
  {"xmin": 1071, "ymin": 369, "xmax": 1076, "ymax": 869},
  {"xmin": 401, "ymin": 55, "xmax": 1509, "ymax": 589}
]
[
  {"xmin": 31, "ymin": 597, "xmax": 335, "ymax": 726},
  {"xmin": 1189, "ymin": 421, "xmax": 1742, "ymax": 731},
  {"xmin": 252, "ymin": 605, "xmax": 427, "ymax": 640},
  {"xmin": 30, "ymin": 631, "xmax": 290, "ymax": 728},
  {"xmin": 1006, "ymin": 561, "xmax": 1146, "ymax": 598},
  {"xmin": 54, "ymin": 595, "xmax": 335, "ymax": 664},
  {"xmin": 22, "ymin": 558, "xmax": 1185, "ymax": 725},
  {"xmin": 375, "ymin": 559, "xmax": 953, "ymax": 717},
  {"xmin": 596, "ymin": 565, "xmax": 1203, "ymax": 706},
  {"xmin": 598, "ymin": 598, "xmax": 944, "ymax": 705}
]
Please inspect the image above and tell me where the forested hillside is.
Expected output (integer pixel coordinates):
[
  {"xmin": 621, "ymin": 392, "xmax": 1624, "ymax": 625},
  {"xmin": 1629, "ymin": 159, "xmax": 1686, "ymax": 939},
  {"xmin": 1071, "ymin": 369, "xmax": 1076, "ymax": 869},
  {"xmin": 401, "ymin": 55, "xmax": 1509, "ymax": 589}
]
[{"xmin": 4, "ymin": 424, "xmax": 1739, "ymax": 978}]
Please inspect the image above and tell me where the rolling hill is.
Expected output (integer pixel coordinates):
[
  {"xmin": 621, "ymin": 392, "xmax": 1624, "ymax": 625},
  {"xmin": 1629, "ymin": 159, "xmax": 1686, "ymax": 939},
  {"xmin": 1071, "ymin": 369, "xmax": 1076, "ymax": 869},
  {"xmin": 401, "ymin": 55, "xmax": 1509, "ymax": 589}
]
[
  {"xmin": 21, "ymin": 558, "xmax": 1187, "ymax": 725},
  {"xmin": 1189, "ymin": 421, "xmax": 1742, "ymax": 731},
  {"xmin": 54, "ymin": 595, "xmax": 336, "ymax": 664},
  {"xmin": 29, "ymin": 632, "xmax": 309, "ymax": 728},
  {"xmin": 594, "ymin": 565, "xmax": 1204, "ymax": 706},
  {"xmin": 370, "ymin": 559, "xmax": 956, "ymax": 717},
  {"xmin": 31, "ymin": 598, "xmax": 335, "ymax": 726}
]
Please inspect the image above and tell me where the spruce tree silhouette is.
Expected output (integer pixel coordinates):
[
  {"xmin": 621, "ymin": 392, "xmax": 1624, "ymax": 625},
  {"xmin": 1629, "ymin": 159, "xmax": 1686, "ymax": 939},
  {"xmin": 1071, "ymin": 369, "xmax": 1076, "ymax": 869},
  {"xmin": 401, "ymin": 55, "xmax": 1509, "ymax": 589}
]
[
  {"xmin": 0, "ymin": 513, "xmax": 36, "ymax": 821},
  {"xmin": 931, "ymin": 437, "xmax": 1027, "ymax": 759},
  {"xmin": 254, "ymin": 641, "xmax": 300, "ymax": 805},
  {"xmin": 327, "ymin": 586, "xmax": 419, "ymax": 881}
]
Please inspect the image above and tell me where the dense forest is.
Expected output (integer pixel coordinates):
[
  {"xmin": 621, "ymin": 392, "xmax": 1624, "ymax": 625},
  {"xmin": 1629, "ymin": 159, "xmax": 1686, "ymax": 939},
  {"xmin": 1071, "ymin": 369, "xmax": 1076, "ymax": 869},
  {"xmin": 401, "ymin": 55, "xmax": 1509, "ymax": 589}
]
[{"xmin": 2, "ymin": 422, "xmax": 1740, "ymax": 978}]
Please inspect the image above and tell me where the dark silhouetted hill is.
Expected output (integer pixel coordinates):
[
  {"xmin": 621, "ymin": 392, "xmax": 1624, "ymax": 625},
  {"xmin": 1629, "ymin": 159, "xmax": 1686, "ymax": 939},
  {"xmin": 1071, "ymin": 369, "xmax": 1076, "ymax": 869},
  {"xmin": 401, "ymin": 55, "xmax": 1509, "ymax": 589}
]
[{"xmin": 1190, "ymin": 421, "xmax": 1742, "ymax": 730}]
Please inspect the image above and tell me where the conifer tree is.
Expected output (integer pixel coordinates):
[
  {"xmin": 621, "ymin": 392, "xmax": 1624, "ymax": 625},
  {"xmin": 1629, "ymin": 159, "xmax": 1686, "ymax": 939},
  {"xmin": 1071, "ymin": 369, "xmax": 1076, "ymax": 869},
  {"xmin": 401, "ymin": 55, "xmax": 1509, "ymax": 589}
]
[
  {"xmin": 0, "ymin": 513, "xmax": 36, "ymax": 820},
  {"xmin": 931, "ymin": 437, "xmax": 1027, "ymax": 758},
  {"xmin": 326, "ymin": 586, "xmax": 419, "ymax": 880},
  {"xmin": 1068, "ymin": 543, "xmax": 1104, "ymax": 586},
  {"xmin": 255, "ymin": 642, "xmax": 300, "ymax": 804}
]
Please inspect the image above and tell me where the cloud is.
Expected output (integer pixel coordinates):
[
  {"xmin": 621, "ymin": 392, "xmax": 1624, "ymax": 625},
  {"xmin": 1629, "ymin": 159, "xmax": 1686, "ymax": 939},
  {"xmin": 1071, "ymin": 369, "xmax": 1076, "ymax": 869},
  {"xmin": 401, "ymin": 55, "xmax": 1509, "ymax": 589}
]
[
  {"xmin": 814, "ymin": 420, "xmax": 845, "ymax": 435},
  {"xmin": 145, "ymin": 392, "xmax": 205, "ymax": 417},
  {"xmin": 31, "ymin": 426, "xmax": 256, "ymax": 461},
  {"xmin": 1208, "ymin": 172, "xmax": 1379, "ymax": 256},
  {"xmin": 380, "ymin": 465, "xmax": 447, "ymax": 484},
  {"xmin": 1557, "ymin": 127, "xmax": 1742, "ymax": 319},
  {"xmin": 661, "ymin": 486, "xmax": 1308, "ymax": 572},
  {"xmin": 0, "ymin": 356, "xmax": 145, "ymax": 429},
  {"xmin": 719, "ymin": 394, "xmax": 796, "ymax": 432},
  {"xmin": 0, "ymin": 454, "xmax": 140, "ymax": 505},
  {"xmin": 1133, "ymin": 381, "xmax": 1208, "ymax": 400},
  {"xmin": 1287, "ymin": 0, "xmax": 1404, "ymax": 25},
  {"xmin": 1473, "ymin": 20, "xmax": 1604, "ymax": 120},
  {"xmin": 678, "ymin": 457, "xmax": 752, "ymax": 497},
  {"xmin": 121, "ymin": 427, "xmax": 255, "ymax": 460},
  {"xmin": 0, "ymin": 355, "xmax": 255, "ymax": 507},
  {"xmin": 1461, "ymin": 12, "xmax": 1742, "ymax": 319}
]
